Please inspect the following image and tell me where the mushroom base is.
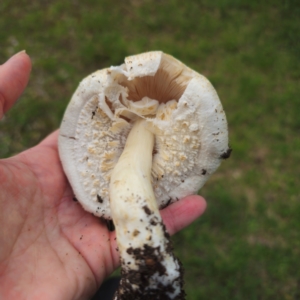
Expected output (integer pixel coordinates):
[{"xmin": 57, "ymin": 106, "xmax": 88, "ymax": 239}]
[
  {"xmin": 114, "ymin": 227, "xmax": 185, "ymax": 300},
  {"xmin": 110, "ymin": 119, "xmax": 185, "ymax": 300}
]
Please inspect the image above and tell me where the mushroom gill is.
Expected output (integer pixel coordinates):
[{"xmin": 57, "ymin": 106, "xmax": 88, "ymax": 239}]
[{"xmin": 116, "ymin": 54, "xmax": 193, "ymax": 103}]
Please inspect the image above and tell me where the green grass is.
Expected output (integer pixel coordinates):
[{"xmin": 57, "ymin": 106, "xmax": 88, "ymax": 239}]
[{"xmin": 1, "ymin": 0, "xmax": 300, "ymax": 298}]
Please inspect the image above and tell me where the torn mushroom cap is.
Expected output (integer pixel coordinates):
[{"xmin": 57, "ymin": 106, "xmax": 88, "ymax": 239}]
[{"xmin": 58, "ymin": 51, "xmax": 230, "ymax": 219}]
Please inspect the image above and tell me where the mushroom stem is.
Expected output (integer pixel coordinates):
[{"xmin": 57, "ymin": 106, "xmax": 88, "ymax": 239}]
[{"xmin": 110, "ymin": 119, "xmax": 185, "ymax": 300}]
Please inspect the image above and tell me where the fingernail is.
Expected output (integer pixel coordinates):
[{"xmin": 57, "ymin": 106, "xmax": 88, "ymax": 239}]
[
  {"xmin": 10, "ymin": 50, "xmax": 27, "ymax": 60},
  {"xmin": 16, "ymin": 50, "xmax": 26, "ymax": 55}
]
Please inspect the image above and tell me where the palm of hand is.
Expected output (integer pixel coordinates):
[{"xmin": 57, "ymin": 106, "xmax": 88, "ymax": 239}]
[{"xmin": 0, "ymin": 132, "xmax": 116, "ymax": 299}]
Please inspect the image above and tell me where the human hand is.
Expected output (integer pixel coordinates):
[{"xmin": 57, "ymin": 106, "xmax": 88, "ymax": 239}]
[{"xmin": 0, "ymin": 52, "xmax": 207, "ymax": 300}]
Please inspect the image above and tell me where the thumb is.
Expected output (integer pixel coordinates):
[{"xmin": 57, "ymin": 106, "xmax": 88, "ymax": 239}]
[{"xmin": 0, "ymin": 51, "xmax": 32, "ymax": 119}]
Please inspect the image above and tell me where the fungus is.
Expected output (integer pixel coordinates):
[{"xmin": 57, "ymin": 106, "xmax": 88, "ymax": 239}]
[{"xmin": 58, "ymin": 51, "xmax": 230, "ymax": 299}]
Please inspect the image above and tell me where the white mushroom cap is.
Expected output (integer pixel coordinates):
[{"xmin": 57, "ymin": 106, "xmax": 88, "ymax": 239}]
[{"xmin": 58, "ymin": 51, "xmax": 230, "ymax": 219}]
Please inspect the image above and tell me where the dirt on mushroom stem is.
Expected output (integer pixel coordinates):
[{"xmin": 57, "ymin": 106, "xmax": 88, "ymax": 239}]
[{"xmin": 110, "ymin": 119, "xmax": 185, "ymax": 300}]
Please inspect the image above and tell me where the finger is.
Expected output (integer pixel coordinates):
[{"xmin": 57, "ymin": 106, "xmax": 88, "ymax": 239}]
[
  {"xmin": 160, "ymin": 195, "xmax": 207, "ymax": 235},
  {"xmin": 39, "ymin": 130, "xmax": 59, "ymax": 150},
  {"xmin": 0, "ymin": 51, "xmax": 32, "ymax": 118}
]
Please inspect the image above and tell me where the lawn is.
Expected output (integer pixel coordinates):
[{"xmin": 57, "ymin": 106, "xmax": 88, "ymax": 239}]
[{"xmin": 1, "ymin": 0, "xmax": 300, "ymax": 299}]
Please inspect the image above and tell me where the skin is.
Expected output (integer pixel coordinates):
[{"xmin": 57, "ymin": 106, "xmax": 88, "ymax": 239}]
[{"xmin": 0, "ymin": 52, "xmax": 207, "ymax": 300}]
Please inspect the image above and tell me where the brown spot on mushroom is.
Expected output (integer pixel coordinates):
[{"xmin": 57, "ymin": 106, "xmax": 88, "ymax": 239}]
[
  {"xmin": 133, "ymin": 229, "xmax": 140, "ymax": 237},
  {"xmin": 142, "ymin": 205, "xmax": 152, "ymax": 215},
  {"xmin": 106, "ymin": 220, "xmax": 115, "ymax": 231},
  {"xmin": 60, "ymin": 134, "xmax": 76, "ymax": 140},
  {"xmin": 161, "ymin": 198, "xmax": 172, "ymax": 209},
  {"xmin": 220, "ymin": 148, "xmax": 232, "ymax": 159},
  {"xmin": 97, "ymin": 194, "xmax": 103, "ymax": 203},
  {"xmin": 91, "ymin": 106, "xmax": 98, "ymax": 119},
  {"xmin": 150, "ymin": 218, "xmax": 158, "ymax": 226}
]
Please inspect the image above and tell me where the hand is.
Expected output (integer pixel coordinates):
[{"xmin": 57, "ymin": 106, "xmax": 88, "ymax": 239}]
[{"xmin": 0, "ymin": 52, "xmax": 207, "ymax": 300}]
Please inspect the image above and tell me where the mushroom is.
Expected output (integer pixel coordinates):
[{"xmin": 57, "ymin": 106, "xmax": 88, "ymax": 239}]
[{"xmin": 58, "ymin": 51, "xmax": 230, "ymax": 299}]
